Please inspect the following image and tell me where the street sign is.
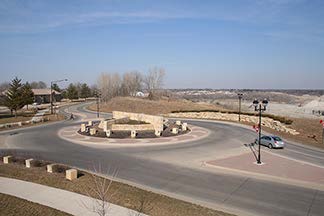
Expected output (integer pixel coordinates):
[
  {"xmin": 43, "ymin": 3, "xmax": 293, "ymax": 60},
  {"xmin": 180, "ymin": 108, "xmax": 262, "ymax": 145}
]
[{"xmin": 253, "ymin": 125, "xmax": 259, "ymax": 133}]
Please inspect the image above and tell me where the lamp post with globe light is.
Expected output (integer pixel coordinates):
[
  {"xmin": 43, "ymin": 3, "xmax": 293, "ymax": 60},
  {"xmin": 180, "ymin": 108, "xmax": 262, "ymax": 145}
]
[
  {"xmin": 50, "ymin": 79, "xmax": 68, "ymax": 114},
  {"xmin": 237, "ymin": 93, "xmax": 243, "ymax": 122},
  {"xmin": 320, "ymin": 120, "xmax": 324, "ymax": 145},
  {"xmin": 252, "ymin": 98, "xmax": 269, "ymax": 164}
]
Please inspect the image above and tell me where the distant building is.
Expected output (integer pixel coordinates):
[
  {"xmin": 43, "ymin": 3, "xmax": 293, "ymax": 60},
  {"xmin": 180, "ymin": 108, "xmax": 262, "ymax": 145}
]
[
  {"xmin": 32, "ymin": 89, "xmax": 62, "ymax": 104},
  {"xmin": 135, "ymin": 91, "xmax": 146, "ymax": 97}
]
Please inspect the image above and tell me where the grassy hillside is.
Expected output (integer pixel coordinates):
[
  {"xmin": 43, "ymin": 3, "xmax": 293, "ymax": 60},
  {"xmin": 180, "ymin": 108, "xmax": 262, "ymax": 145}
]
[{"xmin": 89, "ymin": 97, "xmax": 225, "ymax": 115}]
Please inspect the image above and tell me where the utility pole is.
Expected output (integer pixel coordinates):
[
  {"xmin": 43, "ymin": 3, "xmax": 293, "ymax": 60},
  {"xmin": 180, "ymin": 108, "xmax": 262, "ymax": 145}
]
[{"xmin": 238, "ymin": 93, "xmax": 243, "ymax": 122}]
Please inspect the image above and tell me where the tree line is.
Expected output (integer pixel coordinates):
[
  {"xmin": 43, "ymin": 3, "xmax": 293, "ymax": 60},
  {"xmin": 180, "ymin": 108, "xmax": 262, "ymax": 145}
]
[
  {"xmin": 63, "ymin": 82, "xmax": 96, "ymax": 100},
  {"xmin": 97, "ymin": 67, "xmax": 165, "ymax": 102}
]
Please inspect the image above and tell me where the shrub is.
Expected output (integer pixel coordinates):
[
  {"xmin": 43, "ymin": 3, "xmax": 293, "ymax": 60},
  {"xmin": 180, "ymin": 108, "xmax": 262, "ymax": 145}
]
[
  {"xmin": 52, "ymin": 164, "xmax": 70, "ymax": 173},
  {"xmin": 171, "ymin": 109, "xmax": 293, "ymax": 125}
]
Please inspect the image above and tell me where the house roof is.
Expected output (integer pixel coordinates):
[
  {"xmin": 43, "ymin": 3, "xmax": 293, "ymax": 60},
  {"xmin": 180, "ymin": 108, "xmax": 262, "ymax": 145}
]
[{"xmin": 32, "ymin": 89, "xmax": 61, "ymax": 95}]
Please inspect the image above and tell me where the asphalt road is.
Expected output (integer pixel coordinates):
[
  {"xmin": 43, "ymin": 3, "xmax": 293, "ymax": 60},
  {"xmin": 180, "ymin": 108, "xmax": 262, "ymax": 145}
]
[{"xmin": 1, "ymin": 102, "xmax": 324, "ymax": 216}]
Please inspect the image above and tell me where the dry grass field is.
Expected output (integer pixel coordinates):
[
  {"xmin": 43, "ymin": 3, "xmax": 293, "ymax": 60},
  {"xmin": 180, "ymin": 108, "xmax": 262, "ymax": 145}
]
[
  {"xmin": 0, "ymin": 111, "xmax": 35, "ymax": 124},
  {"xmin": 263, "ymin": 117, "xmax": 324, "ymax": 148},
  {"xmin": 89, "ymin": 96, "xmax": 225, "ymax": 115},
  {"xmin": 0, "ymin": 193, "xmax": 70, "ymax": 216},
  {"xmin": 0, "ymin": 162, "xmax": 234, "ymax": 216}
]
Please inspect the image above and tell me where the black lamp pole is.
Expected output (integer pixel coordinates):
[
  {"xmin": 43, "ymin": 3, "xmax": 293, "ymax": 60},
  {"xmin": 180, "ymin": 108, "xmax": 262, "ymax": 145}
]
[
  {"xmin": 95, "ymin": 91, "xmax": 101, "ymax": 118},
  {"xmin": 253, "ymin": 99, "xmax": 268, "ymax": 164},
  {"xmin": 50, "ymin": 79, "xmax": 68, "ymax": 114},
  {"xmin": 238, "ymin": 93, "xmax": 243, "ymax": 122}
]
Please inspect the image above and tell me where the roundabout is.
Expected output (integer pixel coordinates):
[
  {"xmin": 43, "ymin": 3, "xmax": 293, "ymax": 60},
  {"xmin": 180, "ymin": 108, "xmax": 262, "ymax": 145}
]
[
  {"xmin": 1, "ymin": 102, "xmax": 324, "ymax": 216},
  {"xmin": 58, "ymin": 123, "xmax": 210, "ymax": 147}
]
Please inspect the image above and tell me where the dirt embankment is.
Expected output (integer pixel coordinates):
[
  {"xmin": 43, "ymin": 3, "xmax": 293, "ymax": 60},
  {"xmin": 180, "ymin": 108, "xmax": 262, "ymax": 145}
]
[{"xmin": 89, "ymin": 97, "xmax": 225, "ymax": 115}]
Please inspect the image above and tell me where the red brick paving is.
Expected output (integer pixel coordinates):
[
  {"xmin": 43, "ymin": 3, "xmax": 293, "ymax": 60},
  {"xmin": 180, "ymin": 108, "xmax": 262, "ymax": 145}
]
[{"xmin": 207, "ymin": 152, "xmax": 324, "ymax": 185}]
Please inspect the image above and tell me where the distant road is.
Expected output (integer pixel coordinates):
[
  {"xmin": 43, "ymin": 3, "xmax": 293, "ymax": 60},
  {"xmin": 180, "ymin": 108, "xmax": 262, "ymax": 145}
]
[{"xmin": 1, "ymin": 102, "xmax": 323, "ymax": 216}]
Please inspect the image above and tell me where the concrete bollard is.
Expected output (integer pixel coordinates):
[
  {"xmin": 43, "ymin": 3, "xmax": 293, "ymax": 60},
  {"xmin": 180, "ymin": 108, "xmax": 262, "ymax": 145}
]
[
  {"xmin": 103, "ymin": 121, "xmax": 109, "ymax": 132},
  {"xmin": 155, "ymin": 130, "xmax": 161, "ymax": 137},
  {"xmin": 181, "ymin": 122, "xmax": 188, "ymax": 131},
  {"xmin": 3, "ymin": 156, "xmax": 12, "ymax": 164},
  {"xmin": 80, "ymin": 124, "xmax": 86, "ymax": 132},
  {"xmin": 66, "ymin": 169, "xmax": 78, "ymax": 181},
  {"xmin": 88, "ymin": 121, "xmax": 93, "ymax": 126},
  {"xmin": 131, "ymin": 130, "xmax": 137, "ymax": 138},
  {"xmin": 25, "ymin": 159, "xmax": 34, "ymax": 168},
  {"xmin": 106, "ymin": 130, "xmax": 111, "ymax": 137},
  {"xmin": 172, "ymin": 128, "xmax": 179, "ymax": 134},
  {"xmin": 47, "ymin": 164, "xmax": 55, "ymax": 173},
  {"xmin": 90, "ymin": 128, "xmax": 97, "ymax": 135},
  {"xmin": 176, "ymin": 120, "xmax": 182, "ymax": 126}
]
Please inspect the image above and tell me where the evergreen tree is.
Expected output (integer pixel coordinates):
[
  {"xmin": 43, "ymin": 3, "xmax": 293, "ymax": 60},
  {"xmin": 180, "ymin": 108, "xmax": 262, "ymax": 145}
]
[
  {"xmin": 80, "ymin": 83, "xmax": 91, "ymax": 98},
  {"xmin": 4, "ymin": 77, "xmax": 24, "ymax": 117},
  {"xmin": 66, "ymin": 83, "xmax": 78, "ymax": 100},
  {"xmin": 21, "ymin": 82, "xmax": 34, "ymax": 110},
  {"xmin": 52, "ymin": 83, "xmax": 61, "ymax": 92}
]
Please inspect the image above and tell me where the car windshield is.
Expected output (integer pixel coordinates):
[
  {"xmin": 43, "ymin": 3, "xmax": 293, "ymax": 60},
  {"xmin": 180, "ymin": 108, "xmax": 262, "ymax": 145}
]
[{"xmin": 273, "ymin": 137, "xmax": 282, "ymax": 141}]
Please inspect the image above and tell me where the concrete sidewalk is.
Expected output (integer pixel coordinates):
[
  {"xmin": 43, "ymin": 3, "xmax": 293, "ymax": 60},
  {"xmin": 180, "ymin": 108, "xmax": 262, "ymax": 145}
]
[{"xmin": 0, "ymin": 177, "xmax": 146, "ymax": 216}]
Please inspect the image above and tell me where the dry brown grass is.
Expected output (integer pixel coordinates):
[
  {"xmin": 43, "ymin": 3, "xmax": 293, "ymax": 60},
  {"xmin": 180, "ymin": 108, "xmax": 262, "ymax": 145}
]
[
  {"xmin": 0, "ymin": 113, "xmax": 65, "ymax": 131},
  {"xmin": 0, "ymin": 111, "xmax": 35, "ymax": 124},
  {"xmin": 264, "ymin": 117, "xmax": 324, "ymax": 149},
  {"xmin": 0, "ymin": 193, "xmax": 71, "ymax": 216},
  {"xmin": 0, "ymin": 162, "xmax": 234, "ymax": 216},
  {"xmin": 89, "ymin": 97, "xmax": 225, "ymax": 115}
]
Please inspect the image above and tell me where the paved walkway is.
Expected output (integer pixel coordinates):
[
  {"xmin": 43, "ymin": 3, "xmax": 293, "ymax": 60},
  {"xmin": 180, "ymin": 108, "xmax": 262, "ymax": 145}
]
[
  {"xmin": 31, "ymin": 108, "xmax": 49, "ymax": 122},
  {"xmin": 0, "ymin": 177, "xmax": 145, "ymax": 216},
  {"xmin": 206, "ymin": 150, "xmax": 324, "ymax": 190}
]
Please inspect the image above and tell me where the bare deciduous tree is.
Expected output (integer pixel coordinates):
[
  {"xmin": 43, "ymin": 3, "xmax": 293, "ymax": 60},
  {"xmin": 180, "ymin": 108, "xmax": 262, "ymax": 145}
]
[
  {"xmin": 121, "ymin": 71, "xmax": 143, "ymax": 96},
  {"xmin": 128, "ymin": 194, "xmax": 153, "ymax": 216},
  {"xmin": 97, "ymin": 73, "xmax": 122, "ymax": 102},
  {"xmin": 83, "ymin": 165, "xmax": 119, "ymax": 216},
  {"xmin": 143, "ymin": 67, "xmax": 165, "ymax": 100}
]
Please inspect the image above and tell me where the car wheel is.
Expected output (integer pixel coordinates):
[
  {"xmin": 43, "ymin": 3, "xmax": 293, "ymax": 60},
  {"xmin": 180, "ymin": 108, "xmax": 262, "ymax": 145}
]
[{"xmin": 268, "ymin": 144, "xmax": 273, "ymax": 149}]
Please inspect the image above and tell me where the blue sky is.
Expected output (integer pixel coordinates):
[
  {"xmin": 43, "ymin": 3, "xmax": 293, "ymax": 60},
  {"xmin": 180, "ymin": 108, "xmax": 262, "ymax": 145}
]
[{"xmin": 0, "ymin": 0, "xmax": 323, "ymax": 89}]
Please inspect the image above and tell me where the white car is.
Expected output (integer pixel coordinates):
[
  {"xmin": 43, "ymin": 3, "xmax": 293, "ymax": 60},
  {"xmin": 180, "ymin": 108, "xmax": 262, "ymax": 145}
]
[{"xmin": 255, "ymin": 136, "xmax": 285, "ymax": 149}]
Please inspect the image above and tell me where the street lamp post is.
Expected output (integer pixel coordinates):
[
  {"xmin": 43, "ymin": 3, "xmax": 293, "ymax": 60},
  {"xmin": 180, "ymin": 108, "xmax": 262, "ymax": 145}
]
[
  {"xmin": 95, "ymin": 91, "xmax": 101, "ymax": 118},
  {"xmin": 320, "ymin": 120, "xmax": 324, "ymax": 145},
  {"xmin": 238, "ymin": 93, "xmax": 243, "ymax": 122},
  {"xmin": 50, "ymin": 79, "xmax": 68, "ymax": 114},
  {"xmin": 252, "ymin": 98, "xmax": 268, "ymax": 164}
]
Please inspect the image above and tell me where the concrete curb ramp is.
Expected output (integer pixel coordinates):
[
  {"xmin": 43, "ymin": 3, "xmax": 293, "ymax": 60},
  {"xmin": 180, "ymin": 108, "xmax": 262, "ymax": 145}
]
[{"xmin": 0, "ymin": 177, "xmax": 146, "ymax": 216}]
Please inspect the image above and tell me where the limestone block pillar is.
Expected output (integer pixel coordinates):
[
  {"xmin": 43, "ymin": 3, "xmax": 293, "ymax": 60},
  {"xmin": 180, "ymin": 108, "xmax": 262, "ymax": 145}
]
[
  {"xmin": 181, "ymin": 122, "xmax": 188, "ymax": 131},
  {"xmin": 176, "ymin": 120, "xmax": 182, "ymax": 126},
  {"xmin": 47, "ymin": 164, "xmax": 55, "ymax": 173},
  {"xmin": 155, "ymin": 130, "xmax": 161, "ymax": 137},
  {"xmin": 90, "ymin": 128, "xmax": 97, "ymax": 135},
  {"xmin": 172, "ymin": 128, "xmax": 179, "ymax": 134},
  {"xmin": 103, "ymin": 121, "xmax": 109, "ymax": 132},
  {"xmin": 66, "ymin": 169, "xmax": 78, "ymax": 181},
  {"xmin": 3, "ymin": 156, "xmax": 12, "ymax": 164},
  {"xmin": 25, "ymin": 159, "xmax": 34, "ymax": 168},
  {"xmin": 106, "ymin": 130, "xmax": 111, "ymax": 137},
  {"xmin": 131, "ymin": 130, "xmax": 137, "ymax": 138},
  {"xmin": 80, "ymin": 124, "xmax": 86, "ymax": 132}
]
